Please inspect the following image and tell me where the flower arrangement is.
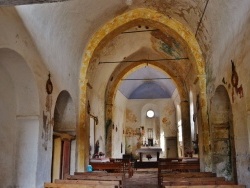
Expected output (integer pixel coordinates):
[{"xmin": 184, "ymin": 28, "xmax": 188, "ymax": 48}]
[
  {"xmin": 99, "ymin": 152, "xmax": 105, "ymax": 156},
  {"xmin": 93, "ymin": 152, "xmax": 105, "ymax": 158},
  {"xmin": 184, "ymin": 149, "xmax": 194, "ymax": 157},
  {"xmin": 146, "ymin": 154, "xmax": 152, "ymax": 160}
]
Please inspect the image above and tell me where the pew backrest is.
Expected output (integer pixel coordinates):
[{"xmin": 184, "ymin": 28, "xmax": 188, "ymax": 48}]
[
  {"xmin": 90, "ymin": 162, "xmax": 124, "ymax": 174},
  {"xmin": 164, "ymin": 185, "xmax": 246, "ymax": 188},
  {"xmin": 45, "ymin": 182, "xmax": 117, "ymax": 188},
  {"xmin": 55, "ymin": 179, "xmax": 120, "ymax": 187}
]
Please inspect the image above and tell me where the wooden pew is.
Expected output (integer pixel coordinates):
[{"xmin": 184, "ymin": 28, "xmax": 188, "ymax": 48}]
[
  {"xmin": 45, "ymin": 182, "xmax": 117, "ymax": 188},
  {"xmin": 160, "ymin": 172, "xmax": 216, "ymax": 178},
  {"xmin": 159, "ymin": 172, "xmax": 215, "ymax": 185},
  {"xmin": 162, "ymin": 177, "xmax": 226, "ymax": 186},
  {"xmin": 159, "ymin": 158, "xmax": 184, "ymax": 162},
  {"xmin": 158, "ymin": 161, "xmax": 200, "ymax": 185},
  {"xmin": 90, "ymin": 162, "xmax": 124, "ymax": 174},
  {"xmin": 165, "ymin": 185, "xmax": 246, "ymax": 188},
  {"xmin": 110, "ymin": 158, "xmax": 134, "ymax": 177},
  {"xmin": 74, "ymin": 172, "xmax": 122, "ymax": 176},
  {"xmin": 158, "ymin": 161, "xmax": 200, "ymax": 173},
  {"xmin": 55, "ymin": 179, "xmax": 120, "ymax": 187},
  {"xmin": 162, "ymin": 176, "xmax": 225, "ymax": 181},
  {"xmin": 66, "ymin": 173, "xmax": 124, "ymax": 188},
  {"xmin": 159, "ymin": 158, "xmax": 199, "ymax": 163}
]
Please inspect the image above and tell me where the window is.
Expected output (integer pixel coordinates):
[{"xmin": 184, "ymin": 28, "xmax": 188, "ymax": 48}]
[{"xmin": 146, "ymin": 110, "xmax": 154, "ymax": 118}]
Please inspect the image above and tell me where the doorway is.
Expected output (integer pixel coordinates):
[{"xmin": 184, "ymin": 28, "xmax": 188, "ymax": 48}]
[
  {"xmin": 210, "ymin": 85, "xmax": 237, "ymax": 182},
  {"xmin": 52, "ymin": 90, "xmax": 76, "ymax": 181},
  {"xmin": 165, "ymin": 137, "xmax": 178, "ymax": 158}
]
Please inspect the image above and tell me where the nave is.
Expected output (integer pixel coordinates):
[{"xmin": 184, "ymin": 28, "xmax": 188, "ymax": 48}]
[
  {"xmin": 124, "ymin": 168, "xmax": 158, "ymax": 188},
  {"xmin": 45, "ymin": 157, "xmax": 246, "ymax": 188}
]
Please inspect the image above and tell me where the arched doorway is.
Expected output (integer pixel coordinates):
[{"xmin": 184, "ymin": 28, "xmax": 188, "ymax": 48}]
[
  {"xmin": 210, "ymin": 85, "xmax": 237, "ymax": 181},
  {"xmin": 52, "ymin": 90, "xmax": 76, "ymax": 181},
  {"xmin": 0, "ymin": 48, "xmax": 39, "ymax": 187}
]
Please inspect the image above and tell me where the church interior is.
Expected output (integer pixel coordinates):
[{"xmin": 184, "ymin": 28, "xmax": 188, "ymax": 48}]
[{"xmin": 1, "ymin": 0, "xmax": 250, "ymax": 187}]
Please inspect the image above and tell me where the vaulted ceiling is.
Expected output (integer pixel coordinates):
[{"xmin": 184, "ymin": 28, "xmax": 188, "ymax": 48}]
[
  {"xmin": 98, "ymin": 24, "xmax": 190, "ymax": 99},
  {"xmin": 1, "ymin": 0, "xmax": 249, "ymax": 101}
]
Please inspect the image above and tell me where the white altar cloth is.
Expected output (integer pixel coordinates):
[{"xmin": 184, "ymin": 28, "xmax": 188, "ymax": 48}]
[
  {"xmin": 136, "ymin": 147, "xmax": 162, "ymax": 153},
  {"xmin": 136, "ymin": 147, "xmax": 162, "ymax": 162}
]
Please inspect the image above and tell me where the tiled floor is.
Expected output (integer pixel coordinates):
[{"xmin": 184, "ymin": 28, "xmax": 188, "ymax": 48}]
[{"xmin": 124, "ymin": 168, "xmax": 159, "ymax": 188}]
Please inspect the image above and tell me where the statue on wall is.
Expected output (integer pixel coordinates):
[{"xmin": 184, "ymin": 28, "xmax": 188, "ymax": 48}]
[{"xmin": 93, "ymin": 140, "xmax": 99, "ymax": 158}]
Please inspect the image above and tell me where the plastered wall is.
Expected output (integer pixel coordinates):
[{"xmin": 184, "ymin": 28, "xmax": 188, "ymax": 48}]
[
  {"xmin": 1, "ymin": 1, "xmax": 250, "ymax": 187},
  {"xmin": 112, "ymin": 90, "xmax": 127, "ymax": 158},
  {"xmin": 125, "ymin": 98, "xmax": 176, "ymax": 158}
]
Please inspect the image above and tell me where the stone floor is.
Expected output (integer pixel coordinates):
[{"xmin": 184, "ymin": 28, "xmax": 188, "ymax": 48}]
[{"xmin": 124, "ymin": 168, "xmax": 159, "ymax": 188}]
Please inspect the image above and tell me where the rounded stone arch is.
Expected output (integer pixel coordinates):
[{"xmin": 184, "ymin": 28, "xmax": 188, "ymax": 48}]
[
  {"xmin": 78, "ymin": 8, "xmax": 207, "ymax": 171},
  {"xmin": 0, "ymin": 48, "xmax": 40, "ymax": 187},
  {"xmin": 210, "ymin": 85, "xmax": 237, "ymax": 182},
  {"xmin": 52, "ymin": 90, "xmax": 76, "ymax": 180},
  {"xmin": 54, "ymin": 90, "xmax": 76, "ymax": 133}
]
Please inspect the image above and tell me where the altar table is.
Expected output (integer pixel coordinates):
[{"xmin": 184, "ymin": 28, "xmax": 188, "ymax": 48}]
[{"xmin": 136, "ymin": 147, "xmax": 162, "ymax": 162}]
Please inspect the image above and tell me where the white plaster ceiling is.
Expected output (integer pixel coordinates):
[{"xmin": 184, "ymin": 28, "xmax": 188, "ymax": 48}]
[
  {"xmin": 119, "ymin": 66, "xmax": 176, "ymax": 99},
  {"xmin": 99, "ymin": 25, "xmax": 186, "ymax": 99}
]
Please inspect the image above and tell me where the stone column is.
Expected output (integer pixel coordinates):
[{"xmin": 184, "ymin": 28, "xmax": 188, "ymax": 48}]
[
  {"xmin": 105, "ymin": 103, "xmax": 113, "ymax": 157},
  {"xmin": 180, "ymin": 100, "xmax": 192, "ymax": 153},
  {"xmin": 77, "ymin": 80, "xmax": 89, "ymax": 172},
  {"xmin": 197, "ymin": 75, "xmax": 211, "ymax": 171}
]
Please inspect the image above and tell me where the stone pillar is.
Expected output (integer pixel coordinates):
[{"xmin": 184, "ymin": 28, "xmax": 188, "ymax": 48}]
[
  {"xmin": 77, "ymin": 80, "xmax": 89, "ymax": 172},
  {"xmin": 105, "ymin": 103, "xmax": 113, "ymax": 157},
  {"xmin": 180, "ymin": 100, "xmax": 192, "ymax": 154},
  {"xmin": 197, "ymin": 75, "xmax": 211, "ymax": 171}
]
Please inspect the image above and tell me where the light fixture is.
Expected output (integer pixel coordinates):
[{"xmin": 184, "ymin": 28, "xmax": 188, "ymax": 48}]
[{"xmin": 146, "ymin": 110, "xmax": 154, "ymax": 118}]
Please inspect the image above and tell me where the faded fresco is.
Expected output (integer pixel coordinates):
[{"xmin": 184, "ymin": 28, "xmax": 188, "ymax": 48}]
[{"xmin": 42, "ymin": 74, "xmax": 53, "ymax": 151}]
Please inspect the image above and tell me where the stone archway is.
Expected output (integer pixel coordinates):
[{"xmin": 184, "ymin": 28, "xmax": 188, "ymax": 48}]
[
  {"xmin": 105, "ymin": 62, "xmax": 189, "ymax": 157},
  {"xmin": 0, "ymin": 48, "xmax": 40, "ymax": 187},
  {"xmin": 79, "ymin": 8, "xmax": 207, "ymax": 171},
  {"xmin": 52, "ymin": 90, "xmax": 76, "ymax": 180},
  {"xmin": 210, "ymin": 85, "xmax": 237, "ymax": 181}
]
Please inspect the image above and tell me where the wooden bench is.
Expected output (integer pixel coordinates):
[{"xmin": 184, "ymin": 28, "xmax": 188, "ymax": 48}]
[
  {"xmin": 159, "ymin": 158, "xmax": 199, "ymax": 162},
  {"xmin": 66, "ymin": 173, "xmax": 124, "ymax": 187},
  {"xmin": 158, "ymin": 161, "xmax": 200, "ymax": 173},
  {"xmin": 158, "ymin": 161, "xmax": 200, "ymax": 185},
  {"xmin": 164, "ymin": 185, "xmax": 246, "ymax": 188},
  {"xmin": 74, "ymin": 172, "xmax": 122, "ymax": 176},
  {"xmin": 160, "ymin": 172, "xmax": 216, "ymax": 178},
  {"xmin": 45, "ymin": 182, "xmax": 117, "ymax": 188},
  {"xmin": 90, "ymin": 162, "xmax": 124, "ymax": 174},
  {"xmin": 159, "ymin": 158, "xmax": 186, "ymax": 162},
  {"xmin": 55, "ymin": 179, "xmax": 120, "ymax": 187},
  {"xmin": 110, "ymin": 158, "xmax": 134, "ymax": 177},
  {"xmin": 162, "ymin": 177, "xmax": 227, "ymax": 186},
  {"xmin": 159, "ymin": 172, "xmax": 215, "ymax": 184}
]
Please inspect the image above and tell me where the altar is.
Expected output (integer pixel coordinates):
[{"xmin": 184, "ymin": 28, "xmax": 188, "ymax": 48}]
[{"xmin": 136, "ymin": 147, "xmax": 162, "ymax": 162}]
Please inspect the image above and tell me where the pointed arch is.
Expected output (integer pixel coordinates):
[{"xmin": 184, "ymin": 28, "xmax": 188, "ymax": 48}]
[{"xmin": 78, "ymin": 8, "xmax": 207, "ymax": 171}]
